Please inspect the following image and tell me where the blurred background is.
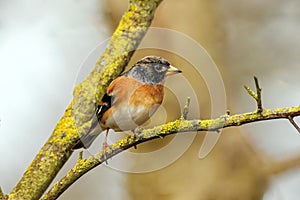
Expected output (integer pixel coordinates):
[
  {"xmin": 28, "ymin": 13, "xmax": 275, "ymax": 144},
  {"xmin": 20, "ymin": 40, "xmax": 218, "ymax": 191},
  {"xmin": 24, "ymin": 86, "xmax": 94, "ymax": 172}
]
[{"xmin": 1, "ymin": 0, "xmax": 300, "ymax": 199}]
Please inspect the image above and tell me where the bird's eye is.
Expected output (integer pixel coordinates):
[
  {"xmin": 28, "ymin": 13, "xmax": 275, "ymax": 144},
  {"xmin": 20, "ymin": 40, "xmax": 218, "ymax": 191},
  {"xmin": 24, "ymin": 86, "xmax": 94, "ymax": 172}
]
[{"xmin": 154, "ymin": 65, "xmax": 164, "ymax": 72}]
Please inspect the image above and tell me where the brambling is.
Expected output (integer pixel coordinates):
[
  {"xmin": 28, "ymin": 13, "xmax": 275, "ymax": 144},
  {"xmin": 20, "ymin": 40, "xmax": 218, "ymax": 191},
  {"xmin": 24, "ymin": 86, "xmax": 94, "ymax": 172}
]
[{"xmin": 73, "ymin": 56, "xmax": 182, "ymax": 150}]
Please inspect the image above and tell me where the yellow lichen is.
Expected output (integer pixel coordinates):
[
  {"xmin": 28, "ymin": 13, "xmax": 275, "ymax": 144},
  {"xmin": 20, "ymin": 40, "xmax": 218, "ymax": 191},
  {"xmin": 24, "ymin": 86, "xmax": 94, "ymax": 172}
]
[{"xmin": 9, "ymin": 1, "xmax": 165, "ymax": 199}]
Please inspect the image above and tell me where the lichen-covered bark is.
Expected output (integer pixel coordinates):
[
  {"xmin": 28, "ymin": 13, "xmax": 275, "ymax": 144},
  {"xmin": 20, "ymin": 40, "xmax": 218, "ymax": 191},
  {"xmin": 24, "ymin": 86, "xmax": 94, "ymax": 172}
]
[
  {"xmin": 42, "ymin": 105, "xmax": 300, "ymax": 200},
  {"xmin": 72, "ymin": 0, "xmax": 163, "ymax": 136},
  {"xmin": 7, "ymin": 1, "xmax": 163, "ymax": 199},
  {"xmin": 8, "ymin": 104, "xmax": 75, "ymax": 200}
]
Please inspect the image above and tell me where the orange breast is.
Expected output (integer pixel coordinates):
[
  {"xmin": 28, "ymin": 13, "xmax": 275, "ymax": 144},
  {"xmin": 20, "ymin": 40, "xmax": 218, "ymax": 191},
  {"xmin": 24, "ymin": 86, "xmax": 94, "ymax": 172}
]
[
  {"xmin": 129, "ymin": 84, "xmax": 164, "ymax": 108},
  {"xmin": 100, "ymin": 77, "xmax": 164, "ymax": 131}
]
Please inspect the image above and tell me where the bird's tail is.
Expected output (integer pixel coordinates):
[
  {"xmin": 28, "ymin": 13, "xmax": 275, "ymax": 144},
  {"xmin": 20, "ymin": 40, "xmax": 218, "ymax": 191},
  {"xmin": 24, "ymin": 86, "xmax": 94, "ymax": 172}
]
[
  {"xmin": 72, "ymin": 131, "xmax": 101, "ymax": 150},
  {"xmin": 72, "ymin": 115, "xmax": 103, "ymax": 150}
]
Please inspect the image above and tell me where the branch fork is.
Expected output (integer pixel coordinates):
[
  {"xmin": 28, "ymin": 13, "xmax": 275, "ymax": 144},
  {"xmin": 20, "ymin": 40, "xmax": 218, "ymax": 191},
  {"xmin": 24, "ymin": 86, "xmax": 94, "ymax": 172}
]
[
  {"xmin": 288, "ymin": 116, "xmax": 300, "ymax": 133},
  {"xmin": 244, "ymin": 77, "xmax": 300, "ymax": 133},
  {"xmin": 244, "ymin": 76, "xmax": 263, "ymax": 113}
]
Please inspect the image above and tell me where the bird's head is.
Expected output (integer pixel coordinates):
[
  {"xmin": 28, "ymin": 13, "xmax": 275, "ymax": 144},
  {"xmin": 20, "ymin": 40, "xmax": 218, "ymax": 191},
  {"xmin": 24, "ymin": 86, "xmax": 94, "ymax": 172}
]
[{"xmin": 125, "ymin": 56, "xmax": 182, "ymax": 85}]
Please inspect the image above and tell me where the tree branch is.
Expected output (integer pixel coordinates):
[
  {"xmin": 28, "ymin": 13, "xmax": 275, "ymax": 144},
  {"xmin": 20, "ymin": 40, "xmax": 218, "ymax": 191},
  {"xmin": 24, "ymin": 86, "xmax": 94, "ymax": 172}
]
[
  {"xmin": 7, "ymin": 1, "xmax": 163, "ymax": 199},
  {"xmin": 42, "ymin": 104, "xmax": 300, "ymax": 200},
  {"xmin": 244, "ymin": 77, "xmax": 300, "ymax": 134},
  {"xmin": 288, "ymin": 116, "xmax": 300, "ymax": 133},
  {"xmin": 244, "ymin": 76, "xmax": 263, "ymax": 112},
  {"xmin": 182, "ymin": 97, "xmax": 191, "ymax": 120}
]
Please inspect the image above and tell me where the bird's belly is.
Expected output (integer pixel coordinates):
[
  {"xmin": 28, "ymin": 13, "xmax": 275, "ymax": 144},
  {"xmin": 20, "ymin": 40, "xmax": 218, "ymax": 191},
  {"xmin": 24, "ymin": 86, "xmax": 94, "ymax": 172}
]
[{"xmin": 103, "ymin": 104, "xmax": 159, "ymax": 131}]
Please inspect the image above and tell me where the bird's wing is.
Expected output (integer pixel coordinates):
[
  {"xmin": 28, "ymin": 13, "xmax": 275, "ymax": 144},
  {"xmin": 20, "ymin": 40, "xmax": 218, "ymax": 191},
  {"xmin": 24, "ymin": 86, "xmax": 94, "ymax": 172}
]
[
  {"xmin": 94, "ymin": 93, "xmax": 113, "ymax": 125},
  {"xmin": 72, "ymin": 77, "xmax": 121, "ymax": 149},
  {"xmin": 90, "ymin": 76, "xmax": 125, "ymax": 130}
]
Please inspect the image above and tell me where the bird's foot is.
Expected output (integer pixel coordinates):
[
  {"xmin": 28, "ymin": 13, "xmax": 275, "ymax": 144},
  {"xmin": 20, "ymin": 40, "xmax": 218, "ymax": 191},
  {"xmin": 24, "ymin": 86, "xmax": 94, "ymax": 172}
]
[
  {"xmin": 133, "ymin": 127, "xmax": 144, "ymax": 137},
  {"xmin": 131, "ymin": 127, "xmax": 144, "ymax": 149},
  {"xmin": 102, "ymin": 141, "xmax": 109, "ymax": 165}
]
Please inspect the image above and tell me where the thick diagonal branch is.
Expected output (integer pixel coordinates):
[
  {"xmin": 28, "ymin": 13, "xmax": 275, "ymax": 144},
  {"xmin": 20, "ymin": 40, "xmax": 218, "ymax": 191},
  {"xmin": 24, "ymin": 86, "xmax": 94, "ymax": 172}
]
[{"xmin": 7, "ymin": 1, "xmax": 163, "ymax": 200}]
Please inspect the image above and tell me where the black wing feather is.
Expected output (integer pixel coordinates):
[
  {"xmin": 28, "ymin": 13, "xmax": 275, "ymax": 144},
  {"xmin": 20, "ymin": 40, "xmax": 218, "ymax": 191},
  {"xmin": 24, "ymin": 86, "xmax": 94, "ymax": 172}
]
[
  {"xmin": 72, "ymin": 93, "xmax": 114, "ymax": 150},
  {"xmin": 96, "ymin": 93, "xmax": 113, "ymax": 121}
]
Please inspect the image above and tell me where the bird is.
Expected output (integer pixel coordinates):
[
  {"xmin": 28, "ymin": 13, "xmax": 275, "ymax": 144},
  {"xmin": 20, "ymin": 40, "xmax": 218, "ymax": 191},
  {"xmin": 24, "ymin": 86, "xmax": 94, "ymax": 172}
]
[{"xmin": 73, "ymin": 56, "xmax": 182, "ymax": 150}]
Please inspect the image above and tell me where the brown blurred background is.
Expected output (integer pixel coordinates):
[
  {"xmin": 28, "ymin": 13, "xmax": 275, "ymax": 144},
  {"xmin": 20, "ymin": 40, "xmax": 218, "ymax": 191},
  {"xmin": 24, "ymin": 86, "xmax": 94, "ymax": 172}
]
[
  {"xmin": 99, "ymin": 1, "xmax": 300, "ymax": 199},
  {"xmin": 1, "ymin": 0, "xmax": 300, "ymax": 199}
]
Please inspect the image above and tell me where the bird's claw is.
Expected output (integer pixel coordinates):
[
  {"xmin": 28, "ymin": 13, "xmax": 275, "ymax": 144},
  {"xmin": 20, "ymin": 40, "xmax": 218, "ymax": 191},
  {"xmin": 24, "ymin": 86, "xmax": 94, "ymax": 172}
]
[{"xmin": 102, "ymin": 141, "xmax": 109, "ymax": 165}]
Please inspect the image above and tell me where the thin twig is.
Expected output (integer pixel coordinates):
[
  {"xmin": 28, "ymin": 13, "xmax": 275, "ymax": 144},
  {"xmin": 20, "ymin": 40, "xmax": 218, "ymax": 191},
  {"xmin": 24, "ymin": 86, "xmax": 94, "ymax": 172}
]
[
  {"xmin": 182, "ymin": 97, "xmax": 191, "ymax": 120},
  {"xmin": 288, "ymin": 116, "xmax": 300, "ymax": 133},
  {"xmin": 78, "ymin": 151, "xmax": 83, "ymax": 161},
  {"xmin": 244, "ymin": 76, "xmax": 263, "ymax": 113},
  {"xmin": 244, "ymin": 85, "xmax": 257, "ymax": 100},
  {"xmin": 254, "ymin": 76, "xmax": 262, "ymax": 112},
  {"xmin": 42, "ymin": 105, "xmax": 300, "ymax": 200}
]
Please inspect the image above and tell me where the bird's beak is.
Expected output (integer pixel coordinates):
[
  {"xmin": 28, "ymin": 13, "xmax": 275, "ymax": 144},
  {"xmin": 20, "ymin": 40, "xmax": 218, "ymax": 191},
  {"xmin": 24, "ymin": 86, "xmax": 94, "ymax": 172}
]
[{"xmin": 166, "ymin": 65, "xmax": 182, "ymax": 76}]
